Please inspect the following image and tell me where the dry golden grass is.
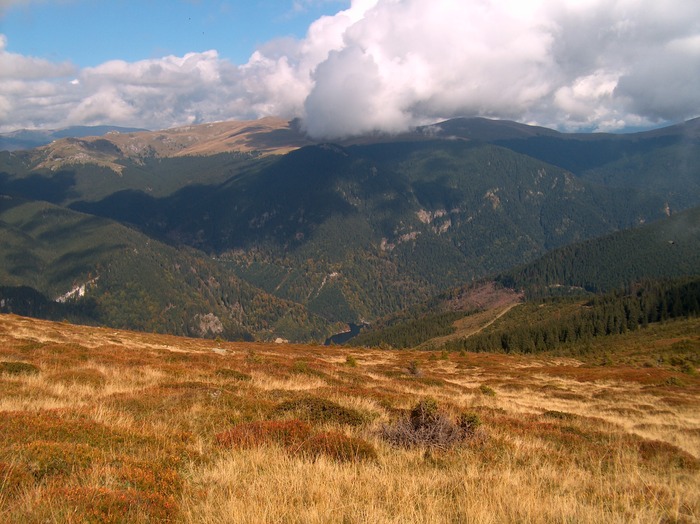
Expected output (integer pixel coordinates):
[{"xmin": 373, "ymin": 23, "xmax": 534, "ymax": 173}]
[{"xmin": 0, "ymin": 313, "xmax": 698, "ymax": 523}]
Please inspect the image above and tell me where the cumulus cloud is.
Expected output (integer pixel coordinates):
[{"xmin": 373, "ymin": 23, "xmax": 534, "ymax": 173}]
[{"xmin": 1, "ymin": 0, "xmax": 699, "ymax": 136}]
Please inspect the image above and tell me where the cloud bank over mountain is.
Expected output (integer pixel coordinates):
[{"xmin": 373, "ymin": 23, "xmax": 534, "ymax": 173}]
[{"xmin": 1, "ymin": 0, "xmax": 699, "ymax": 137}]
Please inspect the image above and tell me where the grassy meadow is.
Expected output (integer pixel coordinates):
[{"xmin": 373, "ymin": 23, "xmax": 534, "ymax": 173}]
[{"xmin": 0, "ymin": 313, "xmax": 698, "ymax": 523}]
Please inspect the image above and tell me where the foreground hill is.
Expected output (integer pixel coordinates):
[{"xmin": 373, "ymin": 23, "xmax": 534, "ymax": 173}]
[{"xmin": 0, "ymin": 313, "xmax": 697, "ymax": 522}]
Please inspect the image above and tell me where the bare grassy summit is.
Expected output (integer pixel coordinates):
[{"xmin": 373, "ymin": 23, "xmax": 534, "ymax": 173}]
[
  {"xmin": 0, "ymin": 313, "xmax": 698, "ymax": 523},
  {"xmin": 31, "ymin": 116, "xmax": 312, "ymax": 172}
]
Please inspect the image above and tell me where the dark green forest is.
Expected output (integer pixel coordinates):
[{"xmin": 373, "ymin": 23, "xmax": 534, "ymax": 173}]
[{"xmin": 445, "ymin": 278, "xmax": 700, "ymax": 355}]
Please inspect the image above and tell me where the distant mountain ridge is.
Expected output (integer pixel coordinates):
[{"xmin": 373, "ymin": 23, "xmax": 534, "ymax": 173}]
[
  {"xmin": 0, "ymin": 125, "xmax": 149, "ymax": 152},
  {"xmin": 1, "ymin": 117, "xmax": 312, "ymax": 173},
  {"xmin": 1, "ymin": 116, "xmax": 699, "ymax": 342}
]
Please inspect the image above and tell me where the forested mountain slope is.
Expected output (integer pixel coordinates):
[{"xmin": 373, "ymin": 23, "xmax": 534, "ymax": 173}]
[{"xmin": 1, "ymin": 117, "xmax": 699, "ymax": 341}]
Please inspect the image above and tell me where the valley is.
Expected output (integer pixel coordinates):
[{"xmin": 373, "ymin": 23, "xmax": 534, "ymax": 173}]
[{"xmin": 1, "ymin": 116, "xmax": 698, "ymax": 343}]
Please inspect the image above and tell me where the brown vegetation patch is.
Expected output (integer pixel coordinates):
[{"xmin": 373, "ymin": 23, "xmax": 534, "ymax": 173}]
[
  {"xmin": 296, "ymin": 431, "xmax": 378, "ymax": 462},
  {"xmin": 32, "ymin": 486, "xmax": 178, "ymax": 524},
  {"xmin": 0, "ymin": 361, "xmax": 40, "ymax": 376},
  {"xmin": 102, "ymin": 459, "xmax": 183, "ymax": 496},
  {"xmin": 216, "ymin": 419, "xmax": 312, "ymax": 449},
  {"xmin": 0, "ymin": 461, "xmax": 33, "ymax": 496},
  {"xmin": 214, "ymin": 368, "xmax": 252, "ymax": 381},
  {"xmin": 9, "ymin": 441, "xmax": 98, "ymax": 481},
  {"xmin": 537, "ymin": 365, "xmax": 680, "ymax": 384},
  {"xmin": 637, "ymin": 440, "xmax": 699, "ymax": 470}
]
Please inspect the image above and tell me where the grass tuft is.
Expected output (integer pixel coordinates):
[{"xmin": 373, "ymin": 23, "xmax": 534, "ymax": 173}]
[
  {"xmin": 296, "ymin": 431, "xmax": 378, "ymax": 463},
  {"xmin": 215, "ymin": 419, "xmax": 312, "ymax": 449},
  {"xmin": 47, "ymin": 368, "xmax": 107, "ymax": 388}
]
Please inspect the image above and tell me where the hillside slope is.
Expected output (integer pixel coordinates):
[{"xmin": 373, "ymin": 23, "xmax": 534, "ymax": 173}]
[
  {"xmin": 0, "ymin": 312, "xmax": 698, "ymax": 522},
  {"xmin": 497, "ymin": 205, "xmax": 700, "ymax": 296},
  {"xmin": 0, "ymin": 196, "xmax": 331, "ymax": 341}
]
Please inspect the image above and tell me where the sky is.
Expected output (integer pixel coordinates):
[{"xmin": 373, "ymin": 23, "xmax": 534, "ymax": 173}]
[{"xmin": 1, "ymin": 0, "xmax": 699, "ymax": 138}]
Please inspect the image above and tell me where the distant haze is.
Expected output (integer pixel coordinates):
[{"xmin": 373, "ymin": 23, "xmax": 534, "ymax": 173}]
[{"xmin": 1, "ymin": 0, "xmax": 699, "ymax": 137}]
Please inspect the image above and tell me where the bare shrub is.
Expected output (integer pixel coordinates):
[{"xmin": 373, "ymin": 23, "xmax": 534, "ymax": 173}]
[
  {"xmin": 406, "ymin": 360, "xmax": 421, "ymax": 376},
  {"xmin": 380, "ymin": 398, "xmax": 485, "ymax": 450}
]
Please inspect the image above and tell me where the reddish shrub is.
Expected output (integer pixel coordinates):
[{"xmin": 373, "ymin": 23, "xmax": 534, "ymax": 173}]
[
  {"xmin": 0, "ymin": 461, "xmax": 33, "ymax": 494},
  {"xmin": 107, "ymin": 460, "xmax": 183, "ymax": 495},
  {"xmin": 637, "ymin": 440, "xmax": 699, "ymax": 470},
  {"xmin": 14, "ymin": 441, "xmax": 98, "ymax": 480},
  {"xmin": 216, "ymin": 419, "xmax": 312, "ymax": 449},
  {"xmin": 44, "ymin": 486, "xmax": 177, "ymax": 523}
]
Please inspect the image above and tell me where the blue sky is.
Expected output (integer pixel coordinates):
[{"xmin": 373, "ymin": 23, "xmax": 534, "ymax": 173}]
[
  {"xmin": 1, "ymin": 0, "xmax": 347, "ymax": 66},
  {"xmin": 1, "ymin": 0, "xmax": 699, "ymax": 136}
]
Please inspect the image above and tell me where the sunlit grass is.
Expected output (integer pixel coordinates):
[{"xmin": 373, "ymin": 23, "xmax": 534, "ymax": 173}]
[{"xmin": 0, "ymin": 313, "xmax": 698, "ymax": 523}]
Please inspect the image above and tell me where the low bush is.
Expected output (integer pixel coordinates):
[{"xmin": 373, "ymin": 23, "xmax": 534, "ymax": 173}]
[
  {"xmin": 275, "ymin": 397, "xmax": 366, "ymax": 426},
  {"xmin": 542, "ymin": 410, "xmax": 575, "ymax": 421},
  {"xmin": 0, "ymin": 361, "xmax": 40, "ymax": 375},
  {"xmin": 457, "ymin": 412, "xmax": 482, "ymax": 434},
  {"xmin": 637, "ymin": 439, "xmax": 699, "ymax": 470},
  {"xmin": 407, "ymin": 360, "xmax": 421, "ymax": 376},
  {"xmin": 0, "ymin": 461, "xmax": 33, "ymax": 495},
  {"xmin": 479, "ymin": 384, "xmax": 496, "ymax": 396},
  {"xmin": 215, "ymin": 419, "xmax": 376, "ymax": 463},
  {"xmin": 14, "ymin": 441, "xmax": 98, "ymax": 480},
  {"xmin": 214, "ymin": 368, "xmax": 252, "ymax": 381},
  {"xmin": 105, "ymin": 460, "xmax": 183, "ymax": 496}
]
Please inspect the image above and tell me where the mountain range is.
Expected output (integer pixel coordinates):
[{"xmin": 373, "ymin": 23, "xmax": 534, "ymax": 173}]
[{"xmin": 1, "ymin": 116, "xmax": 698, "ymax": 342}]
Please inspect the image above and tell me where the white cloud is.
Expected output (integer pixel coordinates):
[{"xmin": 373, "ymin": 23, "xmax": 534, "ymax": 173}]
[
  {"xmin": 0, "ymin": 34, "xmax": 74, "ymax": 79},
  {"xmin": 1, "ymin": 0, "xmax": 699, "ymax": 135}
]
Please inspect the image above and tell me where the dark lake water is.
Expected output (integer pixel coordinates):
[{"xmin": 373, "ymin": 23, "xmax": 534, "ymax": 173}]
[{"xmin": 324, "ymin": 323, "xmax": 365, "ymax": 345}]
